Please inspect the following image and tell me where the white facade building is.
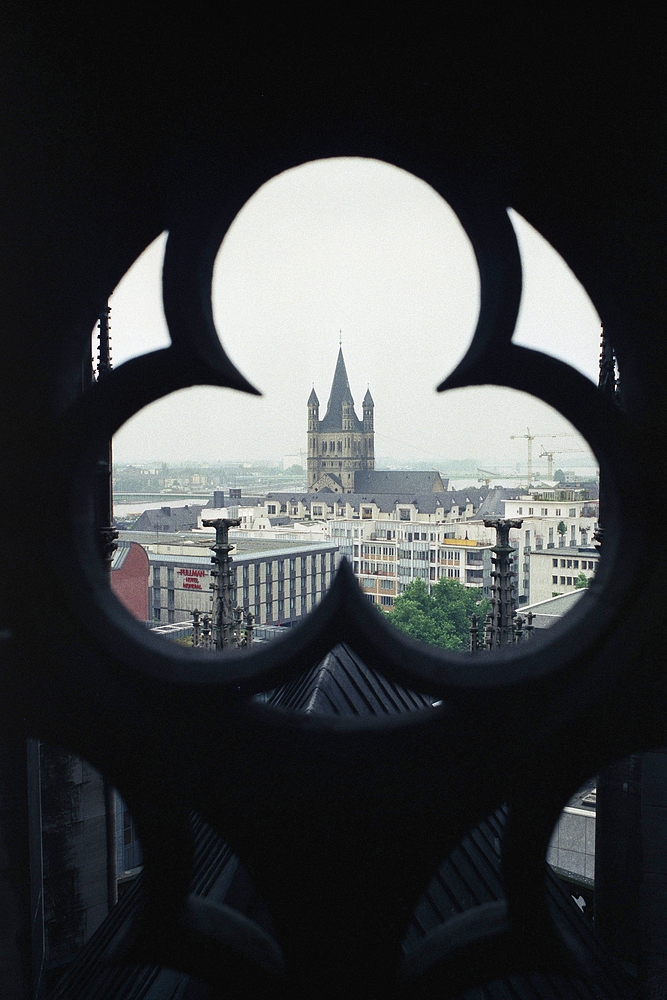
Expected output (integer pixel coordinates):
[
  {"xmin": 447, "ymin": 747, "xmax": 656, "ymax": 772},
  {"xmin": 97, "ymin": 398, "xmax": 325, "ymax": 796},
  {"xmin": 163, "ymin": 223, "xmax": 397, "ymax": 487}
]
[{"xmin": 328, "ymin": 515, "xmax": 493, "ymax": 607}]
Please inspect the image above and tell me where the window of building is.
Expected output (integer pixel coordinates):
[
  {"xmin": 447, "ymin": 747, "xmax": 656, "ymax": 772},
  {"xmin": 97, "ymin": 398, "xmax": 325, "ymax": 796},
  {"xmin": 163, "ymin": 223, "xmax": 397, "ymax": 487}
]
[
  {"xmin": 556, "ymin": 508, "xmax": 561, "ymax": 516},
  {"xmin": 567, "ymin": 577, "xmax": 572, "ymax": 585},
  {"xmin": 380, "ymin": 596, "xmax": 393, "ymax": 606},
  {"xmin": 366, "ymin": 594, "xmax": 376, "ymax": 604},
  {"xmin": 517, "ymin": 507, "xmax": 522, "ymax": 515},
  {"xmin": 573, "ymin": 560, "xmax": 579, "ymax": 569},
  {"xmin": 569, "ymin": 508, "xmax": 577, "ymax": 517},
  {"xmin": 123, "ymin": 808, "xmax": 138, "ymax": 848},
  {"xmin": 528, "ymin": 507, "xmax": 534, "ymax": 514},
  {"xmin": 541, "ymin": 508, "xmax": 548, "ymax": 516},
  {"xmin": 380, "ymin": 579, "xmax": 393, "ymax": 590},
  {"xmin": 560, "ymin": 559, "xmax": 566, "ymax": 567},
  {"xmin": 567, "ymin": 560, "xmax": 572, "ymax": 568},
  {"xmin": 560, "ymin": 577, "xmax": 566, "ymax": 585},
  {"xmin": 399, "ymin": 508, "xmax": 410, "ymax": 520},
  {"xmin": 552, "ymin": 558, "xmax": 558, "ymax": 568},
  {"xmin": 552, "ymin": 576, "xmax": 558, "ymax": 584}
]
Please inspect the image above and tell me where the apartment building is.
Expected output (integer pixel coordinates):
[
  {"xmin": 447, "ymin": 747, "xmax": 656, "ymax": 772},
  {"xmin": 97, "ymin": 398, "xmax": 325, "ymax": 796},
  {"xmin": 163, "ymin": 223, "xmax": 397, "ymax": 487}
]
[{"xmin": 329, "ymin": 516, "xmax": 493, "ymax": 607}]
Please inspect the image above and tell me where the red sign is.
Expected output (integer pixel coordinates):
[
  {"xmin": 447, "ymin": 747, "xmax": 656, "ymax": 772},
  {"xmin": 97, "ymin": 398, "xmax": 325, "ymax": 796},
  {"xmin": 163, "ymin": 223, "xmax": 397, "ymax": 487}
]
[{"xmin": 178, "ymin": 567, "xmax": 206, "ymax": 591}]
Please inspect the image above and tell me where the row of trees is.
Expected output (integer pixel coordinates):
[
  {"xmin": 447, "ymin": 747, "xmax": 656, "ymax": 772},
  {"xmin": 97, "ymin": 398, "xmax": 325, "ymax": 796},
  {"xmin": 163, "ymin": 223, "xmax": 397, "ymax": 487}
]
[{"xmin": 386, "ymin": 577, "xmax": 491, "ymax": 651}]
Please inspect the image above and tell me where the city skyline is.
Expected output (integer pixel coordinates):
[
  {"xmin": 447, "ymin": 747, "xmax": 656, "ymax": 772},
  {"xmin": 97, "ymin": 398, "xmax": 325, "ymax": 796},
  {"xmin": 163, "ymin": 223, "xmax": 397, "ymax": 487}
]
[{"xmin": 109, "ymin": 157, "xmax": 599, "ymax": 468}]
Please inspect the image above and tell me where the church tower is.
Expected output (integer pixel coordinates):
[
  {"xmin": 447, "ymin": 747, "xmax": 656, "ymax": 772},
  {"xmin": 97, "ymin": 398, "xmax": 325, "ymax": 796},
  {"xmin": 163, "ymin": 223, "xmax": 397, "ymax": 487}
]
[{"xmin": 307, "ymin": 347, "xmax": 375, "ymax": 492}]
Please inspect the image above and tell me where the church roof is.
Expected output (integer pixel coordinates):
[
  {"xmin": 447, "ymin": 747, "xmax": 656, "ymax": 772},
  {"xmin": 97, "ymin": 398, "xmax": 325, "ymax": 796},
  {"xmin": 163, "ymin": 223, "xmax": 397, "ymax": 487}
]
[
  {"xmin": 353, "ymin": 470, "xmax": 447, "ymax": 494},
  {"xmin": 319, "ymin": 348, "xmax": 363, "ymax": 432},
  {"xmin": 363, "ymin": 387, "xmax": 374, "ymax": 407},
  {"xmin": 307, "ymin": 386, "xmax": 319, "ymax": 406}
]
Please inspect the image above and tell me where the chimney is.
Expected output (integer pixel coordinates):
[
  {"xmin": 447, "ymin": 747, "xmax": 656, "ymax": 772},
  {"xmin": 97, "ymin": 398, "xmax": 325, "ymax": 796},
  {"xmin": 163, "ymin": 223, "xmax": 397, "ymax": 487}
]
[{"xmin": 213, "ymin": 490, "xmax": 225, "ymax": 508}]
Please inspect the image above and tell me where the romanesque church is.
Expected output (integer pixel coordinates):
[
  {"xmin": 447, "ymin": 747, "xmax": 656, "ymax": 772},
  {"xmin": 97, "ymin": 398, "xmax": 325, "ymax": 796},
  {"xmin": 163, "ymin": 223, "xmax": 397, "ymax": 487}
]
[{"xmin": 307, "ymin": 347, "xmax": 375, "ymax": 492}]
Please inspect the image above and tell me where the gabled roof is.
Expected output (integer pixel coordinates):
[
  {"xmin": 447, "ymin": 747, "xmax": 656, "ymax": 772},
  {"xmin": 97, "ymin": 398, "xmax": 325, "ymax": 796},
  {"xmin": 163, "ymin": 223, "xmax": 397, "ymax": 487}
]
[
  {"xmin": 319, "ymin": 348, "xmax": 363, "ymax": 432},
  {"xmin": 53, "ymin": 645, "xmax": 630, "ymax": 1000},
  {"xmin": 353, "ymin": 470, "xmax": 447, "ymax": 493},
  {"xmin": 128, "ymin": 505, "xmax": 202, "ymax": 533},
  {"xmin": 311, "ymin": 473, "xmax": 343, "ymax": 492},
  {"xmin": 474, "ymin": 487, "xmax": 522, "ymax": 519}
]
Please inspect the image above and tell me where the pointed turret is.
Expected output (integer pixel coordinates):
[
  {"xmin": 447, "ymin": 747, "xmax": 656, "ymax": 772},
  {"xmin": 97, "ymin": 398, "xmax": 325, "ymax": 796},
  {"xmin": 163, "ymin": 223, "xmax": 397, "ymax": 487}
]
[
  {"xmin": 307, "ymin": 386, "xmax": 320, "ymax": 434},
  {"xmin": 363, "ymin": 385, "xmax": 374, "ymax": 433}
]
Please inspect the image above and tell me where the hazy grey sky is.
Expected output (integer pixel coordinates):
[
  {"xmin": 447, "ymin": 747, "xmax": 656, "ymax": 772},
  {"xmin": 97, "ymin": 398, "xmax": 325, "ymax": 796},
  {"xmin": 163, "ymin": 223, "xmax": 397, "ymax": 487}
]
[{"xmin": 110, "ymin": 158, "xmax": 600, "ymax": 471}]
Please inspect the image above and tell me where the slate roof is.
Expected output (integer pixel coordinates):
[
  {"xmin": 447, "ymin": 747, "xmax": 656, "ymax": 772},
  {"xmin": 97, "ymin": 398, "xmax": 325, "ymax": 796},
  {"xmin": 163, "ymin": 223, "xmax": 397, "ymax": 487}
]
[
  {"xmin": 353, "ymin": 470, "xmax": 447, "ymax": 493},
  {"xmin": 474, "ymin": 487, "xmax": 523, "ymax": 519},
  {"xmin": 129, "ymin": 505, "xmax": 203, "ymax": 533},
  {"xmin": 522, "ymin": 590, "xmax": 586, "ymax": 628},
  {"xmin": 311, "ymin": 473, "xmax": 344, "ymax": 491},
  {"xmin": 52, "ymin": 645, "xmax": 631, "ymax": 1000},
  {"xmin": 266, "ymin": 489, "xmax": 489, "ymax": 516},
  {"xmin": 319, "ymin": 348, "xmax": 363, "ymax": 432}
]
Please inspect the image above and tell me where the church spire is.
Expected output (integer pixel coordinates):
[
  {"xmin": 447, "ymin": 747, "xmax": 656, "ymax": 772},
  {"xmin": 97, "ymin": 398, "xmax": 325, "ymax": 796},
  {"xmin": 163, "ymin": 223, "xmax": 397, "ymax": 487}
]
[{"xmin": 320, "ymin": 346, "xmax": 357, "ymax": 430}]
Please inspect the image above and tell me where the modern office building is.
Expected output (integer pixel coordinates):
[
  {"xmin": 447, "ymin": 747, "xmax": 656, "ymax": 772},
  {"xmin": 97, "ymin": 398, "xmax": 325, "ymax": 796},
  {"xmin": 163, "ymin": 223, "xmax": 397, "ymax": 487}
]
[{"xmin": 119, "ymin": 531, "xmax": 340, "ymax": 627}]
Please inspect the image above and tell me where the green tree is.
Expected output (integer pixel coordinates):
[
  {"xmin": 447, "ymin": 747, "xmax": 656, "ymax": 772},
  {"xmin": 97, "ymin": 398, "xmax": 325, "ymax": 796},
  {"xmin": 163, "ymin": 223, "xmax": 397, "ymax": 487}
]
[
  {"xmin": 574, "ymin": 571, "xmax": 589, "ymax": 589},
  {"xmin": 557, "ymin": 520, "xmax": 567, "ymax": 543},
  {"xmin": 387, "ymin": 577, "xmax": 491, "ymax": 651}
]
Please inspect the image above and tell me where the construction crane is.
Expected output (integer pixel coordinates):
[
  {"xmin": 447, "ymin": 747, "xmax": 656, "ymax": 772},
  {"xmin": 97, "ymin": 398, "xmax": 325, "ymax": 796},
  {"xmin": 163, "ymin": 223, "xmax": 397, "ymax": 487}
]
[
  {"xmin": 509, "ymin": 428, "xmax": 572, "ymax": 483},
  {"xmin": 539, "ymin": 447, "xmax": 584, "ymax": 480}
]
